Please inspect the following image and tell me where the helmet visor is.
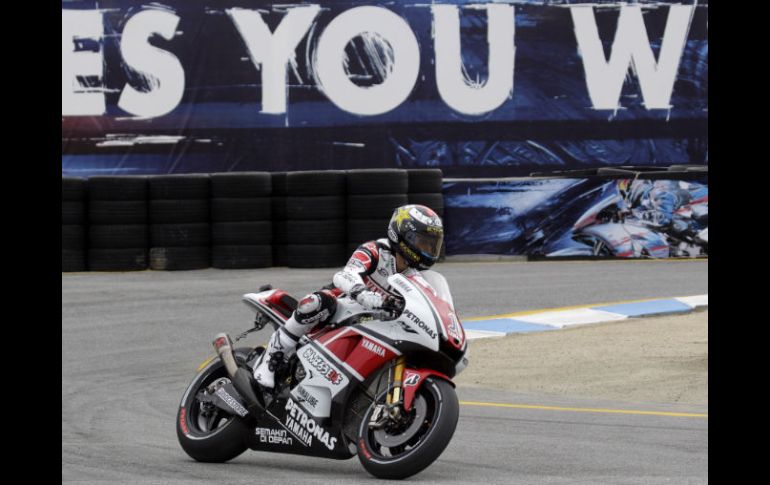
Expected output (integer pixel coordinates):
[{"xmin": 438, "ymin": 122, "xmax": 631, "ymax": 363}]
[{"xmin": 405, "ymin": 230, "xmax": 443, "ymax": 260}]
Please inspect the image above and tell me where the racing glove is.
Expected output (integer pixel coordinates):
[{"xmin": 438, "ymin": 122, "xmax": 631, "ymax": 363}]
[{"xmin": 349, "ymin": 284, "xmax": 384, "ymax": 310}]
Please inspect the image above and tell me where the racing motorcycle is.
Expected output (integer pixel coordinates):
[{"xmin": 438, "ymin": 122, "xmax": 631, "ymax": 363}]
[
  {"xmin": 543, "ymin": 181, "xmax": 708, "ymax": 258},
  {"xmin": 564, "ymin": 187, "xmax": 708, "ymax": 258},
  {"xmin": 177, "ymin": 271, "xmax": 469, "ymax": 479}
]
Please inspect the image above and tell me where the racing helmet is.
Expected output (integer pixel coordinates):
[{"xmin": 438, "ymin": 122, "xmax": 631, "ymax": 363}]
[{"xmin": 387, "ymin": 205, "xmax": 444, "ymax": 270}]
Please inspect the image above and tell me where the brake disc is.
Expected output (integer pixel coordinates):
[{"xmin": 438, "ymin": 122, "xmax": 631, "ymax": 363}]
[{"xmin": 372, "ymin": 395, "xmax": 427, "ymax": 448}]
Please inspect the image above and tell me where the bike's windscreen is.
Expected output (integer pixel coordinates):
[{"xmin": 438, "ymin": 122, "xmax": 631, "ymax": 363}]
[{"xmin": 419, "ymin": 270, "xmax": 455, "ymax": 309}]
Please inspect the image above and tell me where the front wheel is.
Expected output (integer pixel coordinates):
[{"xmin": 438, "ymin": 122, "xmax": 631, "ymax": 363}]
[
  {"xmin": 176, "ymin": 350, "xmax": 252, "ymax": 462},
  {"xmin": 357, "ymin": 377, "xmax": 459, "ymax": 479}
]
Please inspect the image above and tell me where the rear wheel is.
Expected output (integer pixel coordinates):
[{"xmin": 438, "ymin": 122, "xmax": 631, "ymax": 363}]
[
  {"xmin": 176, "ymin": 351, "xmax": 252, "ymax": 462},
  {"xmin": 357, "ymin": 378, "xmax": 459, "ymax": 479}
]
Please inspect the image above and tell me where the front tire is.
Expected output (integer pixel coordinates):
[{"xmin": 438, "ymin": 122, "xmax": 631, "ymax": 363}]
[
  {"xmin": 176, "ymin": 350, "xmax": 252, "ymax": 463},
  {"xmin": 357, "ymin": 377, "xmax": 459, "ymax": 479}
]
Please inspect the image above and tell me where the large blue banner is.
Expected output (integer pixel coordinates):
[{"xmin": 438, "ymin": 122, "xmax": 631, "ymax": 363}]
[
  {"xmin": 62, "ymin": 1, "xmax": 707, "ymax": 176},
  {"xmin": 444, "ymin": 177, "xmax": 708, "ymax": 257}
]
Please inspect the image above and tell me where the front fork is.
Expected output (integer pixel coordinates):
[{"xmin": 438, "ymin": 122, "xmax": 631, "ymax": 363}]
[
  {"xmin": 369, "ymin": 356, "xmax": 407, "ymax": 429},
  {"xmin": 387, "ymin": 355, "xmax": 407, "ymax": 408}
]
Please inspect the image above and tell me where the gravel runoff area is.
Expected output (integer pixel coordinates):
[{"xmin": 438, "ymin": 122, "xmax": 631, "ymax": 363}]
[{"xmin": 455, "ymin": 310, "xmax": 708, "ymax": 406}]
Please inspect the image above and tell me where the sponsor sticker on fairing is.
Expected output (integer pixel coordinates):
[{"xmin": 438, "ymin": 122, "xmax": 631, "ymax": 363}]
[
  {"xmin": 302, "ymin": 347, "xmax": 344, "ymax": 385},
  {"xmin": 447, "ymin": 312, "xmax": 462, "ymax": 342},
  {"xmin": 403, "ymin": 309, "xmax": 437, "ymax": 339},
  {"xmin": 255, "ymin": 427, "xmax": 294, "ymax": 445},
  {"xmin": 362, "ymin": 339, "xmax": 386, "ymax": 357},
  {"xmin": 284, "ymin": 399, "xmax": 338, "ymax": 450},
  {"xmin": 397, "ymin": 320, "xmax": 419, "ymax": 334},
  {"xmin": 295, "ymin": 385, "xmax": 319, "ymax": 409},
  {"xmin": 393, "ymin": 278, "xmax": 413, "ymax": 294},
  {"xmin": 404, "ymin": 373, "xmax": 420, "ymax": 387}
]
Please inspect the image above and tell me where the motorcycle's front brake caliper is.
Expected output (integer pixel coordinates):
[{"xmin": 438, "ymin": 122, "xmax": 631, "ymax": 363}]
[
  {"xmin": 369, "ymin": 399, "xmax": 413, "ymax": 431},
  {"xmin": 368, "ymin": 403, "xmax": 394, "ymax": 430}
]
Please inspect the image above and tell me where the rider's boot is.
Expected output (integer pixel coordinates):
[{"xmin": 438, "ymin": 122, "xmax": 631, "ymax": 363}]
[
  {"xmin": 253, "ymin": 290, "xmax": 339, "ymax": 388},
  {"xmin": 253, "ymin": 325, "xmax": 299, "ymax": 389}
]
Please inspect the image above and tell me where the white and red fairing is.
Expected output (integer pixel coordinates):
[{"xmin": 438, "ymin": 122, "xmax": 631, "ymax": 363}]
[{"xmin": 242, "ymin": 272, "xmax": 468, "ymax": 418}]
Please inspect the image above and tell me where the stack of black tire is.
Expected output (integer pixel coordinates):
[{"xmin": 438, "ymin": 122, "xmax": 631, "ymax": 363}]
[
  {"xmin": 346, "ymin": 169, "xmax": 409, "ymax": 255},
  {"xmin": 149, "ymin": 174, "xmax": 211, "ymax": 270},
  {"xmin": 87, "ymin": 176, "xmax": 149, "ymax": 271},
  {"xmin": 407, "ymin": 169, "xmax": 444, "ymax": 217},
  {"xmin": 62, "ymin": 177, "xmax": 87, "ymax": 272},
  {"xmin": 210, "ymin": 172, "xmax": 272, "ymax": 268},
  {"xmin": 271, "ymin": 172, "xmax": 289, "ymax": 266},
  {"xmin": 286, "ymin": 171, "xmax": 348, "ymax": 268},
  {"xmin": 407, "ymin": 169, "xmax": 446, "ymax": 260},
  {"xmin": 61, "ymin": 169, "xmax": 445, "ymax": 272}
]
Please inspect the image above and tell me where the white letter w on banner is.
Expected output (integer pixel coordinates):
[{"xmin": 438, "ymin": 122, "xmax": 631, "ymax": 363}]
[{"xmin": 570, "ymin": 4, "xmax": 694, "ymax": 111}]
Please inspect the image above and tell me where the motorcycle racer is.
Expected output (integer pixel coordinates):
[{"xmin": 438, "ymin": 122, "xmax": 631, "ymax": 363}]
[
  {"xmin": 621, "ymin": 179, "xmax": 692, "ymax": 227},
  {"xmin": 253, "ymin": 204, "xmax": 444, "ymax": 388}
]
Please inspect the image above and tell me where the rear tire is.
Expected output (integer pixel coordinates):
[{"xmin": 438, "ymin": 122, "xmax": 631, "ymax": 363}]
[
  {"xmin": 357, "ymin": 378, "xmax": 459, "ymax": 479},
  {"xmin": 176, "ymin": 350, "xmax": 252, "ymax": 463}
]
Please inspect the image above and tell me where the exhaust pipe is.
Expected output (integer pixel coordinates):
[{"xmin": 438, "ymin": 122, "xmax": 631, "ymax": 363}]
[
  {"xmin": 213, "ymin": 333, "xmax": 239, "ymax": 376},
  {"xmin": 212, "ymin": 333, "xmax": 266, "ymax": 419}
]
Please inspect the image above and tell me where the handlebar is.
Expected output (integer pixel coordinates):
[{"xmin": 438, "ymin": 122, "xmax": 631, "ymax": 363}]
[{"xmin": 379, "ymin": 296, "xmax": 405, "ymax": 320}]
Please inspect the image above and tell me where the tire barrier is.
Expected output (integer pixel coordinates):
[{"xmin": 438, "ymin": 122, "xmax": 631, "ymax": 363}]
[
  {"xmin": 407, "ymin": 169, "xmax": 444, "ymax": 217},
  {"xmin": 87, "ymin": 176, "xmax": 149, "ymax": 271},
  {"xmin": 407, "ymin": 169, "xmax": 444, "ymax": 196},
  {"xmin": 286, "ymin": 170, "xmax": 347, "ymax": 268},
  {"xmin": 149, "ymin": 175, "xmax": 210, "ymax": 270},
  {"xmin": 61, "ymin": 169, "xmax": 445, "ymax": 271},
  {"xmin": 346, "ymin": 169, "xmax": 409, "ymax": 253},
  {"xmin": 62, "ymin": 177, "xmax": 86, "ymax": 272},
  {"xmin": 406, "ymin": 169, "xmax": 445, "ymax": 259},
  {"xmin": 212, "ymin": 245, "xmax": 273, "ymax": 269},
  {"xmin": 149, "ymin": 247, "xmax": 211, "ymax": 271},
  {"xmin": 347, "ymin": 169, "xmax": 408, "ymax": 195},
  {"xmin": 347, "ymin": 218, "xmax": 391, "ymax": 249},
  {"xmin": 347, "ymin": 194, "xmax": 409, "ymax": 219},
  {"xmin": 272, "ymin": 172, "xmax": 288, "ymax": 266},
  {"xmin": 210, "ymin": 172, "xmax": 272, "ymax": 269}
]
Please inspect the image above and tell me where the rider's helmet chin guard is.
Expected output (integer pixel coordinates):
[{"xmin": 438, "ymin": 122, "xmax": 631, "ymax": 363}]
[{"xmin": 387, "ymin": 204, "xmax": 444, "ymax": 271}]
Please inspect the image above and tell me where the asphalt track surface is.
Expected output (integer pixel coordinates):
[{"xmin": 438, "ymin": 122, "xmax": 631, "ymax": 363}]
[{"xmin": 62, "ymin": 260, "xmax": 708, "ymax": 484}]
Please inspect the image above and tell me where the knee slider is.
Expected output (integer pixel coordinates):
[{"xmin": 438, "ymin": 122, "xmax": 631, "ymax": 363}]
[{"xmin": 295, "ymin": 290, "xmax": 338, "ymax": 326}]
